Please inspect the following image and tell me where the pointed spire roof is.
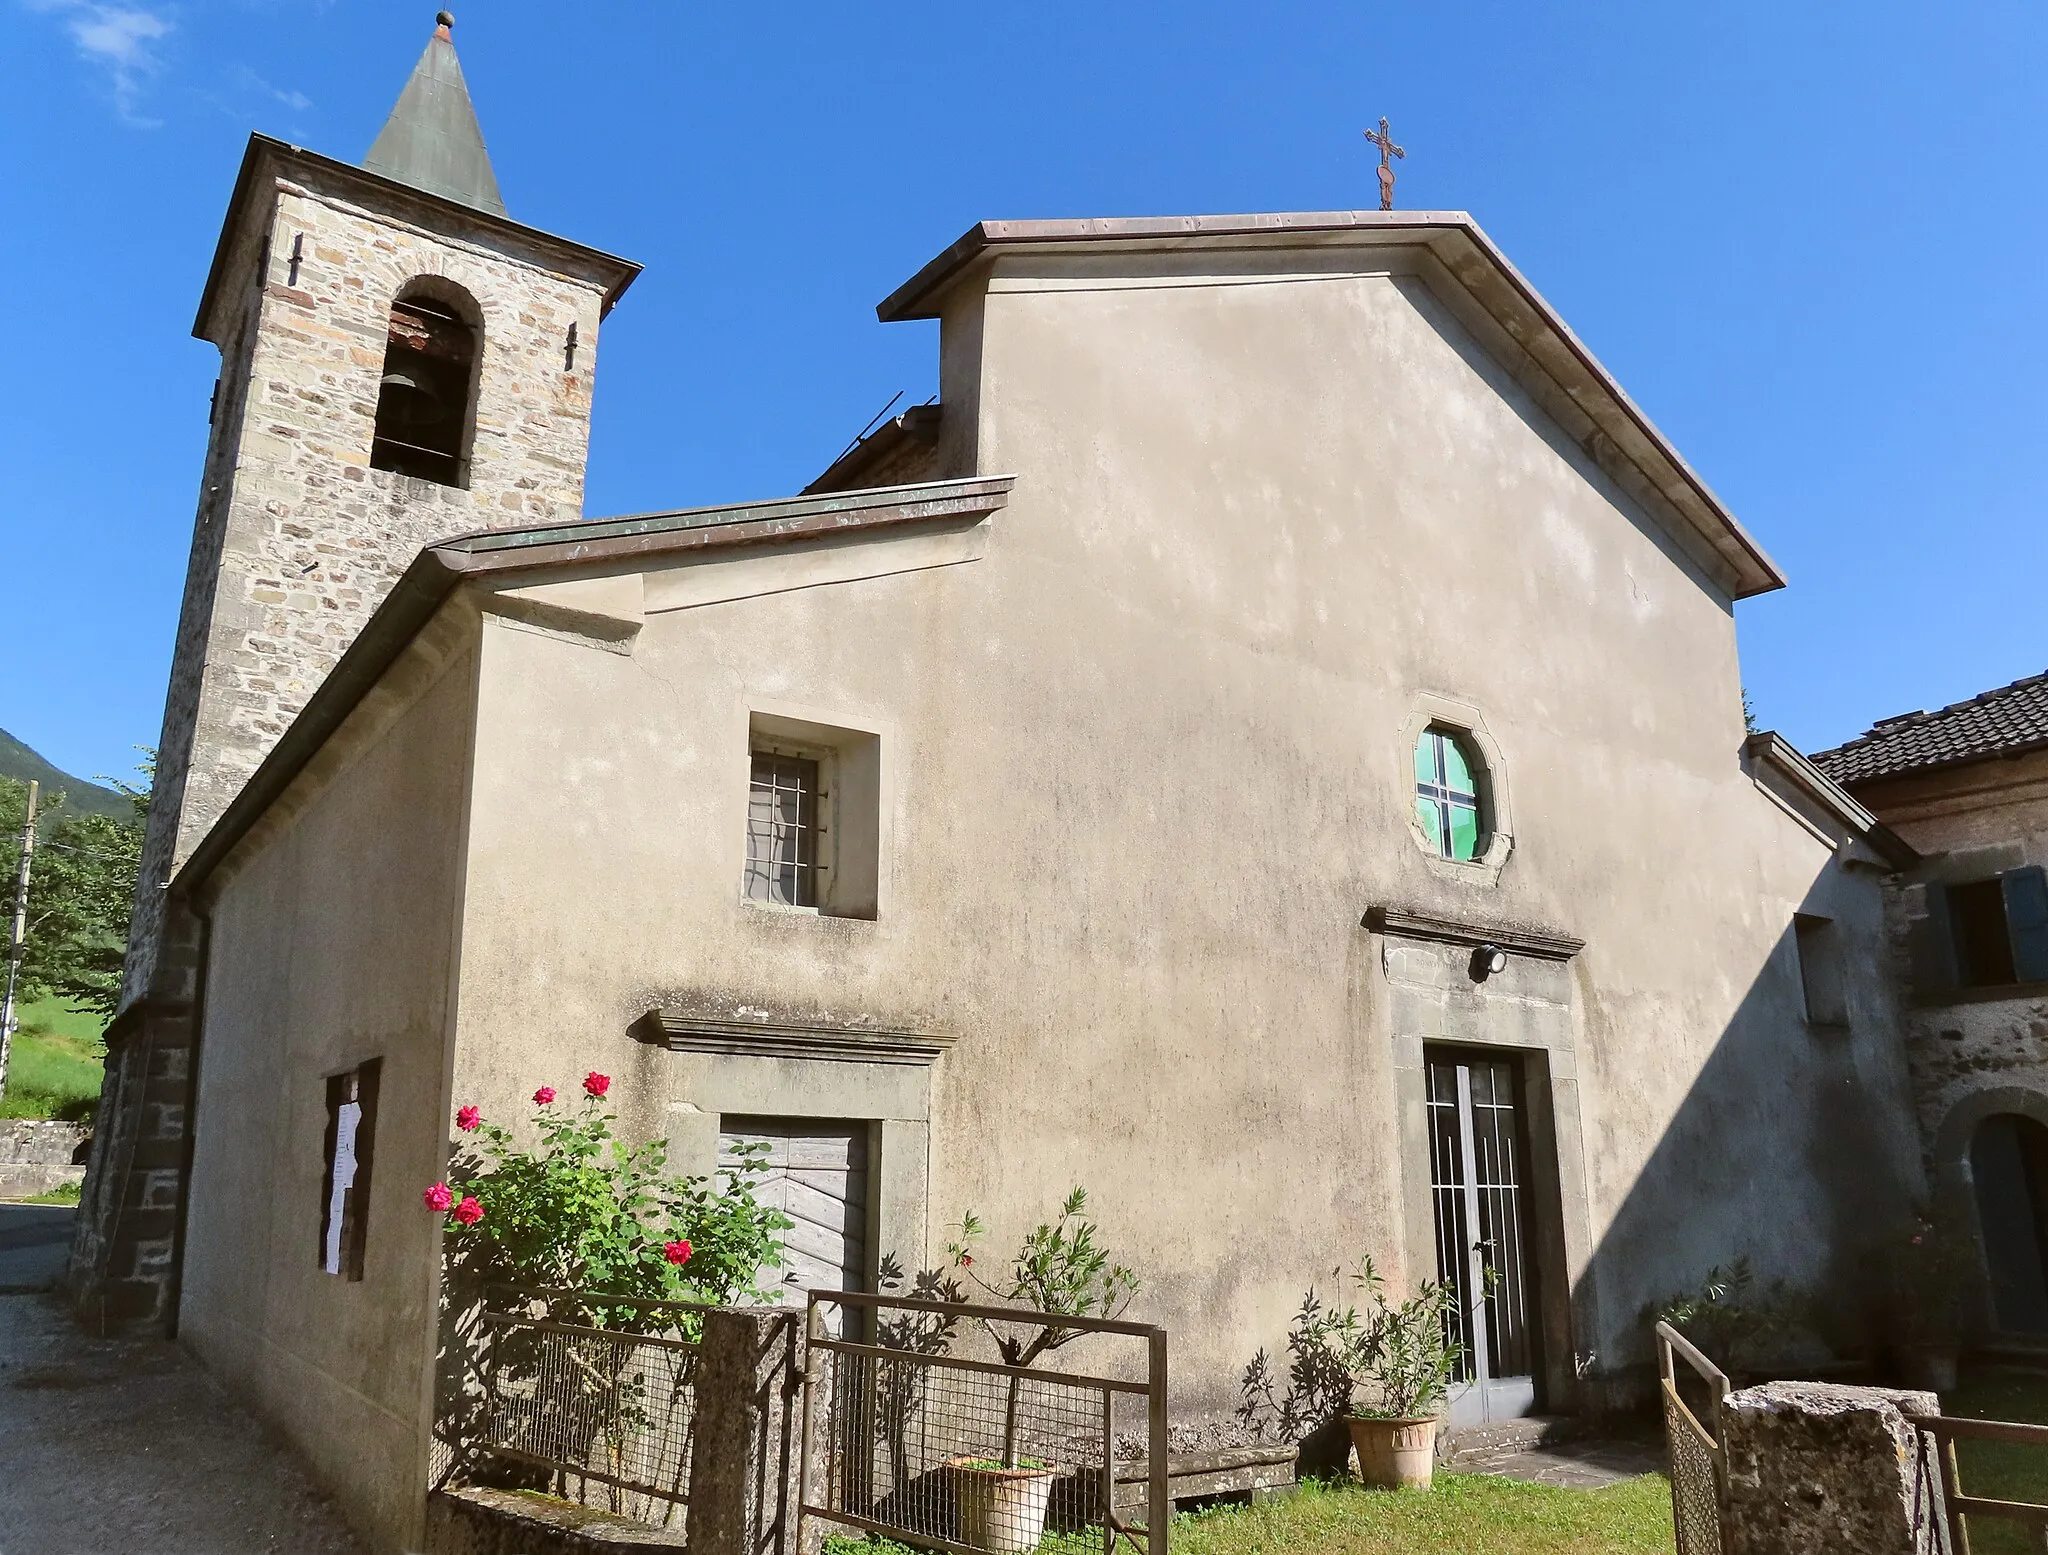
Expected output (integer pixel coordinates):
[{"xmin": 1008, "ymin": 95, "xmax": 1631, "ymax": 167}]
[{"xmin": 362, "ymin": 12, "xmax": 507, "ymax": 217}]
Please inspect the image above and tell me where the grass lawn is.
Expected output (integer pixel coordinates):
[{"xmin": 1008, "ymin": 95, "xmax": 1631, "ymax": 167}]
[
  {"xmin": 1943, "ymin": 1368, "xmax": 2048, "ymax": 1555},
  {"xmin": 827, "ymin": 1473, "xmax": 1675, "ymax": 1555},
  {"xmin": 0, "ymin": 992, "xmax": 105, "ymax": 1120}
]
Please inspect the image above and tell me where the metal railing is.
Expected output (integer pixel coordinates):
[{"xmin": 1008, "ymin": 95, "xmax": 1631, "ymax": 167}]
[
  {"xmin": 1919, "ymin": 1415, "xmax": 2048, "ymax": 1554},
  {"xmin": 800, "ymin": 1289, "xmax": 1169, "ymax": 1555},
  {"xmin": 473, "ymin": 1285, "xmax": 714, "ymax": 1526},
  {"xmin": 1657, "ymin": 1321, "xmax": 1730, "ymax": 1555}
]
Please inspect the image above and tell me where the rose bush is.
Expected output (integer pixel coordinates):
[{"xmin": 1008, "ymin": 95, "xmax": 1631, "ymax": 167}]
[{"xmin": 427, "ymin": 1077, "xmax": 789, "ymax": 1316}]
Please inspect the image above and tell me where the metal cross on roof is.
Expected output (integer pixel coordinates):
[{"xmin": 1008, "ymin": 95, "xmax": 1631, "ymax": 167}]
[{"xmin": 1364, "ymin": 116, "xmax": 1405, "ymax": 211}]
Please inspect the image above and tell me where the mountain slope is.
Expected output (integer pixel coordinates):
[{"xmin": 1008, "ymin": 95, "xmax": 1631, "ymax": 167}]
[{"xmin": 0, "ymin": 729, "xmax": 130, "ymax": 821}]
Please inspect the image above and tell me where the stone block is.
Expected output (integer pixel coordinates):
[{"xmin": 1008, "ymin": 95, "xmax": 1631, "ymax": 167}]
[
  {"xmin": 1720, "ymin": 1380, "xmax": 1943, "ymax": 1555},
  {"xmin": 688, "ymin": 1306, "xmax": 813, "ymax": 1555}
]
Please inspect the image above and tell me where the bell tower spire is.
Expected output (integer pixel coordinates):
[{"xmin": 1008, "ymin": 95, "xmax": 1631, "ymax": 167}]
[{"xmin": 362, "ymin": 11, "xmax": 506, "ymax": 217}]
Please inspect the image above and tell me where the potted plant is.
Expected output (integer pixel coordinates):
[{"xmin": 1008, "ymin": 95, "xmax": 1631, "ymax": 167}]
[
  {"xmin": 1892, "ymin": 1219, "xmax": 1970, "ymax": 1395},
  {"xmin": 1337, "ymin": 1260, "xmax": 1463, "ymax": 1490},
  {"xmin": 1240, "ymin": 1259, "xmax": 1462, "ymax": 1490},
  {"xmin": 946, "ymin": 1188, "xmax": 1139, "ymax": 1553}
]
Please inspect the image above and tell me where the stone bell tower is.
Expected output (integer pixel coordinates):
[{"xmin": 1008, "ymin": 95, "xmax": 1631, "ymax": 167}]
[{"xmin": 72, "ymin": 12, "xmax": 640, "ymax": 1330}]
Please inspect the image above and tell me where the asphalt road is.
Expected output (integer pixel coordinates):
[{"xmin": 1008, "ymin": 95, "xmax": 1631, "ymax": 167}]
[{"xmin": 0, "ymin": 1205, "xmax": 367, "ymax": 1555}]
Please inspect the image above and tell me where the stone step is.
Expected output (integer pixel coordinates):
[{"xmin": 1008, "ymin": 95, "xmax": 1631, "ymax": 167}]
[{"xmin": 1440, "ymin": 1415, "xmax": 1584, "ymax": 1463}]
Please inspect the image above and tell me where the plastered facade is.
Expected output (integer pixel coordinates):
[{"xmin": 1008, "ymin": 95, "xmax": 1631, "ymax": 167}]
[
  {"xmin": 422, "ymin": 249, "xmax": 1921, "ymax": 1416},
  {"xmin": 171, "ymin": 226, "xmax": 1937, "ymax": 1551},
  {"xmin": 180, "ymin": 619, "xmax": 479, "ymax": 1554}
]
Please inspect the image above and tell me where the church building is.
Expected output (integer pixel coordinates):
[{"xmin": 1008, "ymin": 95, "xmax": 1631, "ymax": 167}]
[{"xmin": 74, "ymin": 16, "xmax": 1934, "ymax": 1551}]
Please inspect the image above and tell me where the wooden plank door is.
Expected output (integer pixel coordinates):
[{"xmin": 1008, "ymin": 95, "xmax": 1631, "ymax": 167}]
[{"xmin": 717, "ymin": 1117, "xmax": 869, "ymax": 1320}]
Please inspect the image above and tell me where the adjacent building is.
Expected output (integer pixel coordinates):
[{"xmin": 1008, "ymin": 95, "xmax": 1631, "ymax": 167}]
[{"xmin": 1815, "ymin": 675, "xmax": 2048, "ymax": 1337}]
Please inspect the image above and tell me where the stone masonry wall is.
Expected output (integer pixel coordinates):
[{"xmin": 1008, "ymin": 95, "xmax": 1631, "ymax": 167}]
[
  {"xmin": 126, "ymin": 171, "xmax": 611, "ymax": 1004},
  {"xmin": 0, "ymin": 1121, "xmax": 89, "ymax": 1199},
  {"xmin": 1869, "ymin": 752, "xmax": 2048, "ymax": 1161}
]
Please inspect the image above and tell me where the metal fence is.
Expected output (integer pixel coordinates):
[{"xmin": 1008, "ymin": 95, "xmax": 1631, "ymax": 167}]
[
  {"xmin": 473, "ymin": 1285, "xmax": 713, "ymax": 1526},
  {"xmin": 800, "ymin": 1289, "xmax": 1169, "ymax": 1555},
  {"xmin": 1657, "ymin": 1321, "xmax": 1729, "ymax": 1555},
  {"xmin": 1919, "ymin": 1414, "xmax": 2047, "ymax": 1554}
]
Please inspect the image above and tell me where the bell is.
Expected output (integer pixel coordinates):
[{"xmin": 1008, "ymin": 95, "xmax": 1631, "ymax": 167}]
[{"xmin": 378, "ymin": 370, "xmax": 444, "ymax": 424}]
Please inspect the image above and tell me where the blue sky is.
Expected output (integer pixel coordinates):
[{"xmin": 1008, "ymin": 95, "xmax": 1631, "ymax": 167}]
[{"xmin": 4, "ymin": 0, "xmax": 2045, "ymax": 784}]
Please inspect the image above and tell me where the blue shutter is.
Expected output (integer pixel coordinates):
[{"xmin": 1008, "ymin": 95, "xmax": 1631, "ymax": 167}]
[
  {"xmin": 1913, "ymin": 883, "xmax": 1959, "ymax": 998},
  {"xmin": 2003, "ymin": 866, "xmax": 2048, "ymax": 984}
]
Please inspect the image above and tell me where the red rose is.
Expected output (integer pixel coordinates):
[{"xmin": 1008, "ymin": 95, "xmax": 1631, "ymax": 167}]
[
  {"xmin": 583, "ymin": 1072, "xmax": 611, "ymax": 1099},
  {"xmin": 960, "ymin": 1254, "xmax": 973, "ymax": 1268},
  {"xmin": 423, "ymin": 1182, "xmax": 454, "ymax": 1213},
  {"xmin": 455, "ymin": 1106, "xmax": 481, "ymax": 1133},
  {"xmin": 663, "ymin": 1239, "xmax": 692, "ymax": 1266},
  {"xmin": 452, "ymin": 1196, "xmax": 484, "ymax": 1227},
  {"xmin": 533, "ymin": 1087, "xmax": 556, "ymax": 1106}
]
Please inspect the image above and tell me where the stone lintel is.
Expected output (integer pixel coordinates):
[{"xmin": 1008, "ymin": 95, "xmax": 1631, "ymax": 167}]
[
  {"xmin": 1363, "ymin": 905, "xmax": 1585, "ymax": 962},
  {"xmin": 631, "ymin": 1011, "xmax": 956, "ymax": 1068}
]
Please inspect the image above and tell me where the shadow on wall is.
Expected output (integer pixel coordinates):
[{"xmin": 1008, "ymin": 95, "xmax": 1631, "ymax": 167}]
[{"xmin": 1568, "ymin": 910, "xmax": 1922, "ymax": 1405}]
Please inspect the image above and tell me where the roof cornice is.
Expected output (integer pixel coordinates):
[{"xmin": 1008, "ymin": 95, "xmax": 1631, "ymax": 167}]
[
  {"xmin": 1743, "ymin": 730, "xmax": 1920, "ymax": 869},
  {"xmin": 172, "ymin": 476, "xmax": 1015, "ymax": 897},
  {"xmin": 194, "ymin": 133, "xmax": 641, "ymax": 343},
  {"xmin": 878, "ymin": 211, "xmax": 1785, "ymax": 600}
]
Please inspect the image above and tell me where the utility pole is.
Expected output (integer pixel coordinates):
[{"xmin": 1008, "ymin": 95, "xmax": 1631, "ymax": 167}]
[{"xmin": 0, "ymin": 781, "xmax": 39, "ymax": 1105}]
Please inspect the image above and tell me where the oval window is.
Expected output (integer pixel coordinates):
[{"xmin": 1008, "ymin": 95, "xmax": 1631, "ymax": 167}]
[{"xmin": 1415, "ymin": 727, "xmax": 1486, "ymax": 862}]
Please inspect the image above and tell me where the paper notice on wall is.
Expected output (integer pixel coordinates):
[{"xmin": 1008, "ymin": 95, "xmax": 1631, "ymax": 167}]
[{"xmin": 322, "ymin": 1100, "xmax": 362, "ymax": 1276}]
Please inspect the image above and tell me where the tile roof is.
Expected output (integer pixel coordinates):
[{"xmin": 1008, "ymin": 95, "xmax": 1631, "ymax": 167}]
[{"xmin": 1810, "ymin": 671, "xmax": 2048, "ymax": 786}]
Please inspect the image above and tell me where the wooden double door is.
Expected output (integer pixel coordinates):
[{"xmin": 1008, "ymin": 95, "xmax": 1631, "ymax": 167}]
[{"xmin": 1426, "ymin": 1048, "xmax": 1541, "ymax": 1428}]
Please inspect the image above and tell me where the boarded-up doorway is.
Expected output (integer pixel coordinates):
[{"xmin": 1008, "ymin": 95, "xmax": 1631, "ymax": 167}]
[{"xmin": 718, "ymin": 1117, "xmax": 870, "ymax": 1308}]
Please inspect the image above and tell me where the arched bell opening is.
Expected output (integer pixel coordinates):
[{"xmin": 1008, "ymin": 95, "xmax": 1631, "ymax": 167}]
[{"xmin": 369, "ymin": 283, "xmax": 481, "ymax": 487}]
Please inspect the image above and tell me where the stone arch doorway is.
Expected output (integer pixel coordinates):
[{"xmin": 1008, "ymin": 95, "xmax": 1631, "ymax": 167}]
[{"xmin": 1971, "ymin": 1113, "xmax": 2048, "ymax": 1333}]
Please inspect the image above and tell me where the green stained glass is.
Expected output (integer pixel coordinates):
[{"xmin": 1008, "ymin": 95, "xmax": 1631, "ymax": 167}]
[
  {"xmin": 1448, "ymin": 801, "xmax": 1481, "ymax": 861},
  {"xmin": 1416, "ymin": 796, "xmax": 1442, "ymax": 843},
  {"xmin": 1439, "ymin": 736, "xmax": 1476, "ymax": 798},
  {"xmin": 1414, "ymin": 727, "xmax": 1487, "ymax": 860}
]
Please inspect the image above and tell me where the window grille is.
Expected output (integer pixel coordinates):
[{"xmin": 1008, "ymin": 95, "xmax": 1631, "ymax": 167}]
[
  {"xmin": 745, "ymin": 752, "xmax": 821, "ymax": 907},
  {"xmin": 1415, "ymin": 728, "xmax": 1484, "ymax": 862}
]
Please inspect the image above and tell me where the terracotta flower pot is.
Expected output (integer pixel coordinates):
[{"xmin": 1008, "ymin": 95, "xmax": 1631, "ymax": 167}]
[
  {"xmin": 1347, "ymin": 1414, "xmax": 1439, "ymax": 1490},
  {"xmin": 948, "ymin": 1456, "xmax": 1059, "ymax": 1552}
]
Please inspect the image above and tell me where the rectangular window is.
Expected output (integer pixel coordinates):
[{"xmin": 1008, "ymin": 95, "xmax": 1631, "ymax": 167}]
[
  {"xmin": 1951, "ymin": 878, "xmax": 2019, "ymax": 988},
  {"xmin": 320, "ymin": 1059, "xmax": 381, "ymax": 1280},
  {"xmin": 1793, "ymin": 914, "xmax": 1849, "ymax": 1028},
  {"xmin": 745, "ymin": 752, "xmax": 821, "ymax": 908},
  {"xmin": 1922, "ymin": 866, "xmax": 2048, "ymax": 994}
]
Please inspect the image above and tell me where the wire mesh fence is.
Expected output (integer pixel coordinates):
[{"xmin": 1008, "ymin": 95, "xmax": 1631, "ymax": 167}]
[
  {"xmin": 1657, "ymin": 1321, "xmax": 1729, "ymax": 1555},
  {"xmin": 473, "ymin": 1286, "xmax": 711, "ymax": 1527},
  {"xmin": 801, "ymin": 1290, "xmax": 1168, "ymax": 1555}
]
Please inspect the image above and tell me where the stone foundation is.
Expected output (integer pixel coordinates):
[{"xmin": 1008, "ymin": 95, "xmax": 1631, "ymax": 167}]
[{"xmin": 426, "ymin": 1488, "xmax": 688, "ymax": 1554}]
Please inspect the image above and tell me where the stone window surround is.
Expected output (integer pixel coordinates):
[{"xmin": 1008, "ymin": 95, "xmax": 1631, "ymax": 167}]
[
  {"xmin": 635, "ymin": 1011, "xmax": 953, "ymax": 1295},
  {"xmin": 1399, "ymin": 694, "xmax": 1514, "ymax": 885},
  {"xmin": 1368, "ymin": 905, "xmax": 1593, "ymax": 1413},
  {"xmin": 736, "ymin": 703, "xmax": 889, "ymax": 924}
]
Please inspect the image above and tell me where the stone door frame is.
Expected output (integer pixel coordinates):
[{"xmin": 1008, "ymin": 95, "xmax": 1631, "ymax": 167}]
[{"xmin": 1369, "ymin": 907, "xmax": 1596, "ymax": 1415}]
